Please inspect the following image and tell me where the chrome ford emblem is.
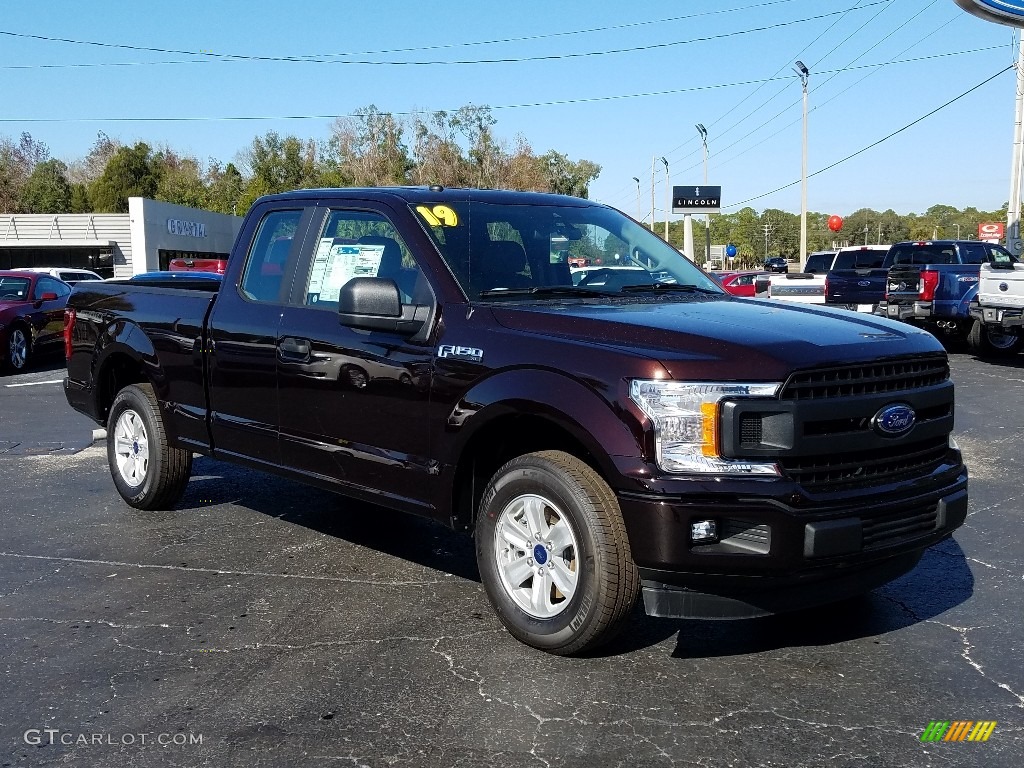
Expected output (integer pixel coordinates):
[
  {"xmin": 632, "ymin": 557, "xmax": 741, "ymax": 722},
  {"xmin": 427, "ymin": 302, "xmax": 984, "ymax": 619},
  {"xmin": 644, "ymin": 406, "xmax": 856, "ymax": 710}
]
[{"xmin": 872, "ymin": 403, "xmax": 916, "ymax": 437}]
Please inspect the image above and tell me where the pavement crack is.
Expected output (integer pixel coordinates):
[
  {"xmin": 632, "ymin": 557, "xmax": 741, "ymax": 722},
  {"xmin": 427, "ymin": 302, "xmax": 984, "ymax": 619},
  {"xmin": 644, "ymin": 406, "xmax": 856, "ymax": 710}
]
[
  {"xmin": 0, "ymin": 551, "xmax": 450, "ymax": 586},
  {"xmin": 925, "ymin": 619, "xmax": 1024, "ymax": 708}
]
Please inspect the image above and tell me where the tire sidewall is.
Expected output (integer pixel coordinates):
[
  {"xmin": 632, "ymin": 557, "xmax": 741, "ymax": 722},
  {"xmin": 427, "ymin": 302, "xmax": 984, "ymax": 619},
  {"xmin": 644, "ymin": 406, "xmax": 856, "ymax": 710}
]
[
  {"xmin": 476, "ymin": 459, "xmax": 608, "ymax": 652},
  {"xmin": 107, "ymin": 386, "xmax": 161, "ymax": 508},
  {"xmin": 7, "ymin": 325, "xmax": 30, "ymax": 371}
]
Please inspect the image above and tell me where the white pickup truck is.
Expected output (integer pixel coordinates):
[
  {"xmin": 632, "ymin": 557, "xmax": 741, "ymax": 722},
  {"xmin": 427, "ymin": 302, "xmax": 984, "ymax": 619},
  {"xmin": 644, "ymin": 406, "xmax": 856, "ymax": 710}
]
[
  {"xmin": 755, "ymin": 272, "xmax": 826, "ymax": 304},
  {"xmin": 967, "ymin": 258, "xmax": 1024, "ymax": 356}
]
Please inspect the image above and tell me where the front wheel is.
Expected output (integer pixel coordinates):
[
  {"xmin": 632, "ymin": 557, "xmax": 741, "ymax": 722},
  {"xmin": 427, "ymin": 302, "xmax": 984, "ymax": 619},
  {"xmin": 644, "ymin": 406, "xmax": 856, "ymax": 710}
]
[
  {"xmin": 107, "ymin": 383, "xmax": 192, "ymax": 510},
  {"xmin": 967, "ymin": 319, "xmax": 1023, "ymax": 358},
  {"xmin": 475, "ymin": 451, "xmax": 639, "ymax": 655}
]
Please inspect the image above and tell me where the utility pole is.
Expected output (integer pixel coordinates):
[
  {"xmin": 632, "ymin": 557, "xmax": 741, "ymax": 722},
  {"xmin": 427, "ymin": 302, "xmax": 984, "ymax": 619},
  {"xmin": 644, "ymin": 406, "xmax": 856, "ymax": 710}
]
[
  {"xmin": 660, "ymin": 157, "xmax": 670, "ymax": 243},
  {"xmin": 1008, "ymin": 36, "xmax": 1024, "ymax": 256},
  {"xmin": 650, "ymin": 156, "xmax": 657, "ymax": 233},
  {"xmin": 696, "ymin": 124, "xmax": 711, "ymax": 266},
  {"xmin": 794, "ymin": 61, "xmax": 810, "ymax": 266}
]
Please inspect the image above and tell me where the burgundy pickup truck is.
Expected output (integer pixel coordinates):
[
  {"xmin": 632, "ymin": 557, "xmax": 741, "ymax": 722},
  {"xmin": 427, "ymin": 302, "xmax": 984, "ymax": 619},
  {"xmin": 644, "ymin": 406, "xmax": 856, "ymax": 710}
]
[{"xmin": 64, "ymin": 187, "xmax": 968, "ymax": 655}]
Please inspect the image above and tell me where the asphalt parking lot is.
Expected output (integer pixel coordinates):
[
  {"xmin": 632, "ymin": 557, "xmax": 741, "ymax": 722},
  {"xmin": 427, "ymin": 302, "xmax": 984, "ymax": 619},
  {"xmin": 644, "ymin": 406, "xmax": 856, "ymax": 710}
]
[{"xmin": 1, "ymin": 350, "xmax": 1021, "ymax": 767}]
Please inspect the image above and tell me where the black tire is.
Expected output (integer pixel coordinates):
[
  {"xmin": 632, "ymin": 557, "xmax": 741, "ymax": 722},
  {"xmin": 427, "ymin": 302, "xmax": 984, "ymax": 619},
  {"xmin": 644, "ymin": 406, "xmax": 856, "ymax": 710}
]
[
  {"xmin": 967, "ymin": 319, "xmax": 1023, "ymax": 358},
  {"xmin": 475, "ymin": 450, "xmax": 639, "ymax": 655},
  {"xmin": 106, "ymin": 383, "xmax": 192, "ymax": 510},
  {"xmin": 5, "ymin": 324, "xmax": 30, "ymax": 373}
]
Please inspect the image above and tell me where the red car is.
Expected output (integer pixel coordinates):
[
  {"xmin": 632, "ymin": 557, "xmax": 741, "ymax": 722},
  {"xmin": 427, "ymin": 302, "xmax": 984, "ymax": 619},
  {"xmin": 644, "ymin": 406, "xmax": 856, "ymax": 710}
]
[
  {"xmin": 717, "ymin": 270, "xmax": 770, "ymax": 297},
  {"xmin": 169, "ymin": 257, "xmax": 228, "ymax": 274},
  {"xmin": 0, "ymin": 270, "xmax": 71, "ymax": 373}
]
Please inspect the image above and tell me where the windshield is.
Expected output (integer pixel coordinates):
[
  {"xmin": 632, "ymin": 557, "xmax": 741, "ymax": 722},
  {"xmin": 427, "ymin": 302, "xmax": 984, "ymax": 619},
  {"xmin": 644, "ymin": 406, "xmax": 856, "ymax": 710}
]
[
  {"xmin": 0, "ymin": 276, "xmax": 31, "ymax": 300},
  {"xmin": 411, "ymin": 200, "xmax": 722, "ymax": 300}
]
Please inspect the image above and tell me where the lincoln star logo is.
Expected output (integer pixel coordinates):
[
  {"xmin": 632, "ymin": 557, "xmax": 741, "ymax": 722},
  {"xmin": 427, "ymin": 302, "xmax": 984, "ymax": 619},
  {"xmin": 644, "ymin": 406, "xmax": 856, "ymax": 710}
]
[{"xmin": 873, "ymin": 403, "xmax": 916, "ymax": 437}]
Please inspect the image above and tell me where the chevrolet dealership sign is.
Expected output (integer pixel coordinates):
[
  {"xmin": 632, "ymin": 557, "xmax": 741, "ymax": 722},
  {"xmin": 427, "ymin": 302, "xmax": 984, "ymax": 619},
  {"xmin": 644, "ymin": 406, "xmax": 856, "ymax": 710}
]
[{"xmin": 954, "ymin": 0, "xmax": 1024, "ymax": 26}]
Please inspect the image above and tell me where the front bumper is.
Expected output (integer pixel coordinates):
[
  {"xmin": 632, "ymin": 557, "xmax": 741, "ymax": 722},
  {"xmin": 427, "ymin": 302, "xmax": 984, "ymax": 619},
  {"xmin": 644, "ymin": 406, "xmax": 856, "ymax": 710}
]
[{"xmin": 617, "ymin": 468, "xmax": 968, "ymax": 619}]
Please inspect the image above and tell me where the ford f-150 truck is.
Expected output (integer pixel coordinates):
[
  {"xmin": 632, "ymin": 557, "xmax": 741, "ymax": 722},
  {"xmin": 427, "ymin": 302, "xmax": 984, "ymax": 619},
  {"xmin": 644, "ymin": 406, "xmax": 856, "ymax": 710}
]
[
  {"xmin": 880, "ymin": 240, "xmax": 1015, "ymax": 340},
  {"xmin": 64, "ymin": 187, "xmax": 968, "ymax": 655},
  {"xmin": 967, "ymin": 250, "xmax": 1024, "ymax": 356},
  {"xmin": 824, "ymin": 245, "xmax": 890, "ymax": 312}
]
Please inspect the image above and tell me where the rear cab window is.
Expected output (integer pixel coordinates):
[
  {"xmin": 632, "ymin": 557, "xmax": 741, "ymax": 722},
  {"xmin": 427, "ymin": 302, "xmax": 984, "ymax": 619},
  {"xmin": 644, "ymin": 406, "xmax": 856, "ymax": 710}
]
[{"xmin": 240, "ymin": 210, "xmax": 304, "ymax": 303}]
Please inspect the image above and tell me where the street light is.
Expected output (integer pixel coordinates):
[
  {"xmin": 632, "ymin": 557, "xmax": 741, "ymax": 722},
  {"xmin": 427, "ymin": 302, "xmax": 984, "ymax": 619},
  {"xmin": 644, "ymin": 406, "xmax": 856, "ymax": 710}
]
[
  {"xmin": 632, "ymin": 176, "xmax": 641, "ymax": 222},
  {"xmin": 793, "ymin": 60, "xmax": 809, "ymax": 267},
  {"xmin": 696, "ymin": 123, "xmax": 710, "ymax": 264},
  {"xmin": 660, "ymin": 157, "xmax": 670, "ymax": 242}
]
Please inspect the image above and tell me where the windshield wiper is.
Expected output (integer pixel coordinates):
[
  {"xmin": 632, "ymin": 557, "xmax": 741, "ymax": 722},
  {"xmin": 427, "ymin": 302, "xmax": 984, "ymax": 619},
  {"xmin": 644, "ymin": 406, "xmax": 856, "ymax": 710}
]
[
  {"xmin": 619, "ymin": 283, "xmax": 721, "ymax": 295},
  {"xmin": 479, "ymin": 286, "xmax": 611, "ymax": 298}
]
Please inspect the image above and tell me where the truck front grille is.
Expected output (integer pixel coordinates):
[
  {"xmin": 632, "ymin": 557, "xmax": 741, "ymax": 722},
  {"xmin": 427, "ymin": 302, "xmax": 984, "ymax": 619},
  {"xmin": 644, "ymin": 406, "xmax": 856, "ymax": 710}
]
[
  {"xmin": 779, "ymin": 436, "xmax": 950, "ymax": 491},
  {"xmin": 781, "ymin": 355, "xmax": 949, "ymax": 401}
]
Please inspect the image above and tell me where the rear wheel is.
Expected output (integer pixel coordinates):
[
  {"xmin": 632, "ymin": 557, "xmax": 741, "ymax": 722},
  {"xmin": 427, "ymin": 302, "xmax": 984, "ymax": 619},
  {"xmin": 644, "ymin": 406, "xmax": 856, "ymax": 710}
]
[
  {"xmin": 107, "ymin": 384, "xmax": 192, "ymax": 510},
  {"xmin": 475, "ymin": 450, "xmax": 639, "ymax": 655},
  {"xmin": 967, "ymin": 319, "xmax": 1023, "ymax": 357},
  {"xmin": 5, "ymin": 325, "xmax": 30, "ymax": 372}
]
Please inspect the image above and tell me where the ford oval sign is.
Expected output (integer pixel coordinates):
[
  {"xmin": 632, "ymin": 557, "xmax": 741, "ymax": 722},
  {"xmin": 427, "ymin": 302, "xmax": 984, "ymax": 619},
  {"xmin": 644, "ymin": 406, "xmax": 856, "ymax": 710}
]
[
  {"xmin": 873, "ymin": 403, "xmax": 916, "ymax": 437},
  {"xmin": 954, "ymin": 0, "xmax": 1024, "ymax": 27}
]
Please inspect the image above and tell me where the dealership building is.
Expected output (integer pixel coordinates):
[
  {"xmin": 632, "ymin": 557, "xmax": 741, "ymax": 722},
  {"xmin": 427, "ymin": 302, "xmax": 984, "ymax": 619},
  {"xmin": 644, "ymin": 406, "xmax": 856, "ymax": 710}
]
[{"xmin": 0, "ymin": 198, "xmax": 242, "ymax": 278}]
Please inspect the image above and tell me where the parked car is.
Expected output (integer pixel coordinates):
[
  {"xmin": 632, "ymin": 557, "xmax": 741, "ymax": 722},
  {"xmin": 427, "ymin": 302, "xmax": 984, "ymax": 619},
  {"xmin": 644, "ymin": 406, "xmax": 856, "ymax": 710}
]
[
  {"xmin": 824, "ymin": 245, "xmax": 890, "ymax": 312},
  {"xmin": 764, "ymin": 257, "xmax": 789, "ymax": 273},
  {"xmin": 15, "ymin": 267, "xmax": 104, "ymax": 285},
  {"xmin": 65, "ymin": 187, "xmax": 967, "ymax": 656},
  {"xmin": 717, "ymin": 270, "xmax": 770, "ymax": 297},
  {"xmin": 169, "ymin": 257, "xmax": 228, "ymax": 274},
  {"xmin": 0, "ymin": 270, "xmax": 71, "ymax": 373},
  {"xmin": 967, "ymin": 250, "xmax": 1024, "ymax": 356},
  {"xmin": 880, "ymin": 240, "xmax": 1016, "ymax": 341}
]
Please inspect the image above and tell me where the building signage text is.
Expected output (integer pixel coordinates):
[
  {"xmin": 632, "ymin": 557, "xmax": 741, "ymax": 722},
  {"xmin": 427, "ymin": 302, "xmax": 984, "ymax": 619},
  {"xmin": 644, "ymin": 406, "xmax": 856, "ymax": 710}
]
[
  {"xmin": 167, "ymin": 219, "xmax": 207, "ymax": 238},
  {"xmin": 672, "ymin": 186, "xmax": 722, "ymax": 214}
]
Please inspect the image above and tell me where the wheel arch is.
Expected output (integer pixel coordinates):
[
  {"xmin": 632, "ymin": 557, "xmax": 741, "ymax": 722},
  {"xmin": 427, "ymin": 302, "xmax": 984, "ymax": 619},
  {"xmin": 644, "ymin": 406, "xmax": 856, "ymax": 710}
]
[
  {"xmin": 92, "ymin": 325, "xmax": 165, "ymax": 427},
  {"xmin": 443, "ymin": 368, "xmax": 645, "ymax": 530}
]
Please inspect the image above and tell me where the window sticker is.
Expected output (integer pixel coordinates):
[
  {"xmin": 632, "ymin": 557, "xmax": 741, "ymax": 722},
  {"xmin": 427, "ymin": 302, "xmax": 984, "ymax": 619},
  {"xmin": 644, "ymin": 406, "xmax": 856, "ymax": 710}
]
[
  {"xmin": 306, "ymin": 238, "xmax": 385, "ymax": 303},
  {"xmin": 416, "ymin": 205, "xmax": 459, "ymax": 227}
]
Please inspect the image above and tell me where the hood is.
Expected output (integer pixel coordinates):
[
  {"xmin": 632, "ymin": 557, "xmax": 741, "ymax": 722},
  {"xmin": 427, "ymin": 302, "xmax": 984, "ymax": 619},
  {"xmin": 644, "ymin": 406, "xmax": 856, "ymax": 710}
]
[{"xmin": 490, "ymin": 296, "xmax": 942, "ymax": 381}]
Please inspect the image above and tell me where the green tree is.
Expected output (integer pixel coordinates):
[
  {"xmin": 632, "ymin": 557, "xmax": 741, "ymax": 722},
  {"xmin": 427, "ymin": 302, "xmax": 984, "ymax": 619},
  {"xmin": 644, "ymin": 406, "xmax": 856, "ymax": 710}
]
[
  {"xmin": 89, "ymin": 142, "xmax": 158, "ymax": 212},
  {"xmin": 205, "ymin": 161, "xmax": 245, "ymax": 215},
  {"xmin": 542, "ymin": 151, "xmax": 601, "ymax": 198},
  {"xmin": 69, "ymin": 183, "xmax": 91, "ymax": 213},
  {"xmin": 152, "ymin": 148, "xmax": 208, "ymax": 208},
  {"xmin": 21, "ymin": 159, "xmax": 72, "ymax": 213}
]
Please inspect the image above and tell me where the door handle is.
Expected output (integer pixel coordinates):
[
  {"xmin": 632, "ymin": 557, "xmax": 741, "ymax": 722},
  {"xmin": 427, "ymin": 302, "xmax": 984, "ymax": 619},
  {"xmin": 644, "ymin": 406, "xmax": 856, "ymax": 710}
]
[{"xmin": 278, "ymin": 336, "xmax": 311, "ymax": 361}]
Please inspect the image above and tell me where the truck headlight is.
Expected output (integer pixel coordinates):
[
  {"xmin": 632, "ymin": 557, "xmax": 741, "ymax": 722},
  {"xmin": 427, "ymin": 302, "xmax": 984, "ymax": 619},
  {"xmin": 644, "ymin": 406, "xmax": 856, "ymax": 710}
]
[{"xmin": 629, "ymin": 380, "xmax": 782, "ymax": 475}]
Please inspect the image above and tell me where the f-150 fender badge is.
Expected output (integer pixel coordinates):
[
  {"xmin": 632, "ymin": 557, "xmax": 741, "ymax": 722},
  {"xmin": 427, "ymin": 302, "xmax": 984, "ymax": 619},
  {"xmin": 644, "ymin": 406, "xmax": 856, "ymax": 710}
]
[
  {"xmin": 872, "ymin": 403, "xmax": 916, "ymax": 437},
  {"xmin": 437, "ymin": 344, "xmax": 484, "ymax": 362}
]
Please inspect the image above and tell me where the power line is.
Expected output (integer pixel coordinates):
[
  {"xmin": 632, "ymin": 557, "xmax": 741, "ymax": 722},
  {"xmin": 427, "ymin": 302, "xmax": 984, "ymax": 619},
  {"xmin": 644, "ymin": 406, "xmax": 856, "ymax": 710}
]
[
  {"xmin": 727, "ymin": 64, "xmax": 1014, "ymax": 209},
  {"xmin": 0, "ymin": 3, "xmax": 887, "ymax": 68},
  {"xmin": 0, "ymin": 46, "xmax": 1003, "ymax": 124}
]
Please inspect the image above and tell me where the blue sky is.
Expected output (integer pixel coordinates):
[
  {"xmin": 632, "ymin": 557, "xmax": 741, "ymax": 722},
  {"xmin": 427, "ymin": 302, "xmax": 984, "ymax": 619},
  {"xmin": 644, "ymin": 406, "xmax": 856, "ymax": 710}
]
[{"xmin": 0, "ymin": 0, "xmax": 1019, "ymax": 222}]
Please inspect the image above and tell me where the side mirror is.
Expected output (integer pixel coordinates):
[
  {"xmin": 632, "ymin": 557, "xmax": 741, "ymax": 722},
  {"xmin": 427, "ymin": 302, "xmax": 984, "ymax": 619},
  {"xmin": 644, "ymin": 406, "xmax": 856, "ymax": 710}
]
[{"xmin": 337, "ymin": 277, "xmax": 425, "ymax": 335}]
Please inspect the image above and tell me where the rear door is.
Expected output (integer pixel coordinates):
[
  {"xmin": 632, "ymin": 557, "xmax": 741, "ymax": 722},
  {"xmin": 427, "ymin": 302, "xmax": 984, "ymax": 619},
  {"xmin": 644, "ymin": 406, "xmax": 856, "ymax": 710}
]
[
  {"xmin": 207, "ymin": 205, "xmax": 314, "ymax": 469},
  {"xmin": 275, "ymin": 203, "xmax": 437, "ymax": 514}
]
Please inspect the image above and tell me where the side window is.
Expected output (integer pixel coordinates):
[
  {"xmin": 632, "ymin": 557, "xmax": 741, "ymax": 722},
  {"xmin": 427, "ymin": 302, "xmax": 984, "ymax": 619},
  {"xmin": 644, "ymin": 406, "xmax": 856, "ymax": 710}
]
[
  {"xmin": 241, "ymin": 209, "xmax": 304, "ymax": 303},
  {"xmin": 986, "ymin": 244, "xmax": 1016, "ymax": 264},
  {"xmin": 302, "ymin": 209, "xmax": 426, "ymax": 310},
  {"xmin": 959, "ymin": 243, "xmax": 987, "ymax": 264},
  {"xmin": 35, "ymin": 277, "xmax": 69, "ymax": 299}
]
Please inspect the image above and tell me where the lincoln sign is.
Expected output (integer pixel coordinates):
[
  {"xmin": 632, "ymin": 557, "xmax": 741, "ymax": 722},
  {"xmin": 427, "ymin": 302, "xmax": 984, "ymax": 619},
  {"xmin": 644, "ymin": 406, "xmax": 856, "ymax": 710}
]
[
  {"xmin": 672, "ymin": 185, "xmax": 722, "ymax": 214},
  {"xmin": 953, "ymin": 0, "xmax": 1024, "ymax": 26}
]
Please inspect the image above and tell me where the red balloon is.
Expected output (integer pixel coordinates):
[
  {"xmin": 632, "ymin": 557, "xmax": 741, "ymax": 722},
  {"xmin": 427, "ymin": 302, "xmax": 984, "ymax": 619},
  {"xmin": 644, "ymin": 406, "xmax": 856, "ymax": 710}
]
[{"xmin": 827, "ymin": 215, "xmax": 844, "ymax": 232}]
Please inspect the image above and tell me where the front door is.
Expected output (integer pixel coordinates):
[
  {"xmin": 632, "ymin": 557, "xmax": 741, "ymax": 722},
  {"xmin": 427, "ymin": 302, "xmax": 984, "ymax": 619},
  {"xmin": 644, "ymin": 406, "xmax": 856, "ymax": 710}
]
[
  {"xmin": 276, "ymin": 205, "xmax": 436, "ymax": 515},
  {"xmin": 207, "ymin": 206, "xmax": 312, "ymax": 469}
]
